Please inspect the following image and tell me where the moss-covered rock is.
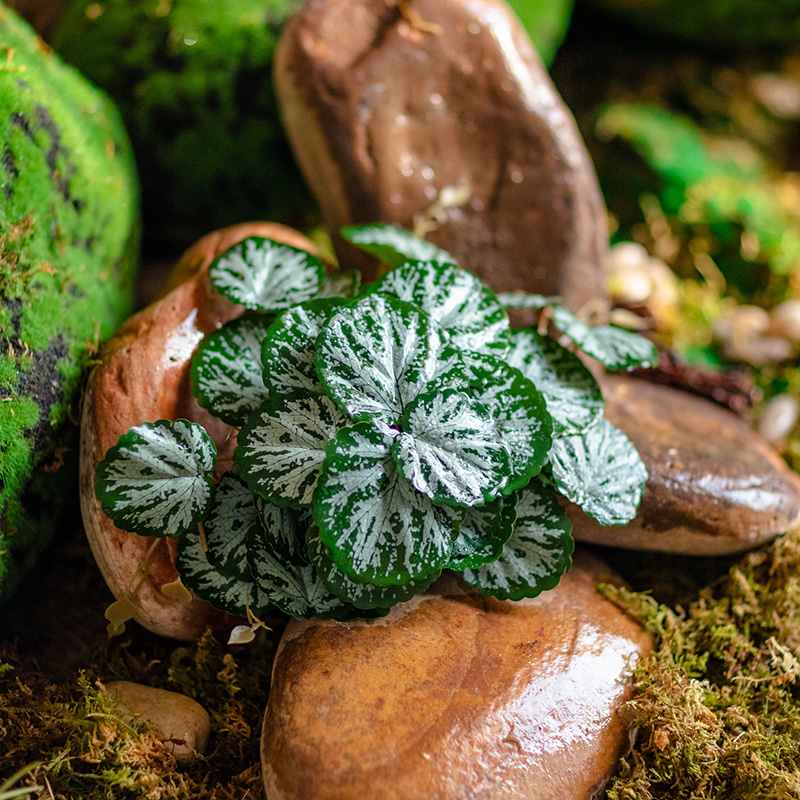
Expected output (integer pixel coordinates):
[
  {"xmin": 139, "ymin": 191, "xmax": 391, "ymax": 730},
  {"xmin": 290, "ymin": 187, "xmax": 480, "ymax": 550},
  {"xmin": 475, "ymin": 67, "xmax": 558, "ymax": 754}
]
[
  {"xmin": 0, "ymin": 7, "xmax": 139, "ymax": 605},
  {"xmin": 50, "ymin": 0, "xmax": 313, "ymax": 254},
  {"xmin": 590, "ymin": 0, "xmax": 800, "ymax": 47}
]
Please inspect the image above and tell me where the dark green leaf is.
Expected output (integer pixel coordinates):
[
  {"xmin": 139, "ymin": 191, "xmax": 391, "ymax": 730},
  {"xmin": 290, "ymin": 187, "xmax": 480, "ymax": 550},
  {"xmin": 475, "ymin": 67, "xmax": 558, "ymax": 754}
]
[
  {"xmin": 549, "ymin": 417, "xmax": 647, "ymax": 525},
  {"xmin": 95, "ymin": 419, "xmax": 216, "ymax": 538},
  {"xmin": 191, "ymin": 316, "xmax": 272, "ymax": 427},
  {"xmin": 506, "ymin": 330, "xmax": 604, "ymax": 435},
  {"xmin": 461, "ymin": 480, "xmax": 573, "ymax": 600},
  {"xmin": 445, "ymin": 495, "xmax": 517, "ymax": 570},
  {"xmin": 551, "ymin": 306, "xmax": 658, "ymax": 370},
  {"xmin": 341, "ymin": 223, "xmax": 452, "ymax": 266},
  {"xmin": 209, "ymin": 236, "xmax": 324, "ymax": 312},
  {"xmin": 314, "ymin": 422, "xmax": 461, "ymax": 586}
]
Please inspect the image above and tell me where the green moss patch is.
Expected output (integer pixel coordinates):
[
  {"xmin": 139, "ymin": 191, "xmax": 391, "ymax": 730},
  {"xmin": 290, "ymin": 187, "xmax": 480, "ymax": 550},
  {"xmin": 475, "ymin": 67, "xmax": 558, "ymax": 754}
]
[
  {"xmin": 603, "ymin": 528, "xmax": 800, "ymax": 799},
  {"xmin": 0, "ymin": 7, "xmax": 139, "ymax": 604}
]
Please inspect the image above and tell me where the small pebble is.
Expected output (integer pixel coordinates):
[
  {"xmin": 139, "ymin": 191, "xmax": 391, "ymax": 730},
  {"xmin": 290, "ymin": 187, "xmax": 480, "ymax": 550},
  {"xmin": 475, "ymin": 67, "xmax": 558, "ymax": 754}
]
[
  {"xmin": 714, "ymin": 304, "xmax": 770, "ymax": 344},
  {"xmin": 759, "ymin": 394, "xmax": 800, "ymax": 444},
  {"xmin": 722, "ymin": 335, "xmax": 795, "ymax": 366},
  {"xmin": 769, "ymin": 299, "xmax": 800, "ymax": 342},
  {"xmin": 105, "ymin": 681, "xmax": 211, "ymax": 765},
  {"xmin": 607, "ymin": 241, "xmax": 649, "ymax": 271}
]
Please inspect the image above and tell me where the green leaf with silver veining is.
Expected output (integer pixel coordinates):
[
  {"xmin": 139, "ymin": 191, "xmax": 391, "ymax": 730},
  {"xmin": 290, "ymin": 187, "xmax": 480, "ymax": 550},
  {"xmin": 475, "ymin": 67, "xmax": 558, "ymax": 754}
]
[
  {"xmin": 446, "ymin": 495, "xmax": 517, "ymax": 570},
  {"xmin": 308, "ymin": 528, "xmax": 439, "ymax": 609},
  {"xmin": 392, "ymin": 387, "xmax": 509, "ymax": 506},
  {"xmin": 456, "ymin": 354, "xmax": 552, "ymax": 493},
  {"xmin": 369, "ymin": 260, "xmax": 509, "ymax": 357},
  {"xmin": 177, "ymin": 532, "xmax": 269, "ymax": 617},
  {"xmin": 316, "ymin": 295, "xmax": 457, "ymax": 424},
  {"xmin": 496, "ymin": 292, "xmax": 562, "ymax": 309},
  {"xmin": 461, "ymin": 481, "xmax": 573, "ymax": 600},
  {"xmin": 551, "ymin": 306, "xmax": 658, "ymax": 371},
  {"xmin": 314, "ymin": 423, "xmax": 461, "ymax": 586},
  {"xmin": 549, "ymin": 417, "xmax": 647, "ymax": 525},
  {"xmin": 317, "ymin": 269, "xmax": 361, "ymax": 299},
  {"xmin": 261, "ymin": 299, "xmax": 345, "ymax": 397},
  {"xmin": 191, "ymin": 316, "xmax": 272, "ymax": 427},
  {"xmin": 342, "ymin": 223, "xmax": 453, "ymax": 266},
  {"xmin": 209, "ymin": 237, "xmax": 324, "ymax": 312},
  {"xmin": 204, "ymin": 472, "xmax": 262, "ymax": 582},
  {"xmin": 255, "ymin": 498, "xmax": 311, "ymax": 562},
  {"xmin": 247, "ymin": 508, "xmax": 374, "ymax": 620},
  {"xmin": 236, "ymin": 394, "xmax": 347, "ymax": 507},
  {"xmin": 95, "ymin": 419, "xmax": 216, "ymax": 538},
  {"xmin": 506, "ymin": 330, "xmax": 604, "ymax": 435}
]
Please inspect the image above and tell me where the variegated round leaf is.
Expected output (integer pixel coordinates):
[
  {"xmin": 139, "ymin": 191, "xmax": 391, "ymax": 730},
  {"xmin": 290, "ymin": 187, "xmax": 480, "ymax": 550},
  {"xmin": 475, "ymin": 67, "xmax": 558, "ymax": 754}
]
[
  {"xmin": 236, "ymin": 394, "xmax": 348, "ymax": 507},
  {"xmin": 204, "ymin": 472, "xmax": 263, "ymax": 582},
  {"xmin": 551, "ymin": 305, "xmax": 658, "ymax": 371},
  {"xmin": 496, "ymin": 292, "xmax": 561, "ymax": 310},
  {"xmin": 255, "ymin": 498, "xmax": 311, "ymax": 562},
  {"xmin": 446, "ymin": 495, "xmax": 517, "ymax": 570},
  {"xmin": 247, "ymin": 515, "xmax": 376, "ymax": 621},
  {"xmin": 177, "ymin": 532, "xmax": 269, "ymax": 617},
  {"xmin": 392, "ymin": 387, "xmax": 510, "ymax": 506},
  {"xmin": 317, "ymin": 269, "xmax": 361, "ymax": 299},
  {"xmin": 209, "ymin": 236, "xmax": 324, "ymax": 312},
  {"xmin": 308, "ymin": 528, "xmax": 440, "ymax": 609},
  {"xmin": 191, "ymin": 316, "xmax": 272, "ymax": 426},
  {"xmin": 341, "ymin": 223, "xmax": 453, "ymax": 267},
  {"xmin": 314, "ymin": 423, "xmax": 461, "ymax": 586},
  {"xmin": 456, "ymin": 354, "xmax": 552, "ymax": 494},
  {"xmin": 461, "ymin": 480, "xmax": 573, "ymax": 600},
  {"xmin": 316, "ymin": 295, "xmax": 456, "ymax": 424},
  {"xmin": 369, "ymin": 260, "xmax": 510, "ymax": 357},
  {"xmin": 549, "ymin": 417, "xmax": 648, "ymax": 525},
  {"xmin": 261, "ymin": 299, "xmax": 345, "ymax": 397},
  {"xmin": 506, "ymin": 330, "xmax": 604, "ymax": 436},
  {"xmin": 95, "ymin": 419, "xmax": 216, "ymax": 538}
]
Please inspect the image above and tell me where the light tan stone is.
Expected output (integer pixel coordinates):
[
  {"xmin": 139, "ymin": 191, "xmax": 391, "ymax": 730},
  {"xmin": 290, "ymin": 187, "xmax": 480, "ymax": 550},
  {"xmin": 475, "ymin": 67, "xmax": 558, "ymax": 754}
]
[
  {"xmin": 261, "ymin": 552, "xmax": 651, "ymax": 800},
  {"xmin": 106, "ymin": 681, "xmax": 210, "ymax": 766}
]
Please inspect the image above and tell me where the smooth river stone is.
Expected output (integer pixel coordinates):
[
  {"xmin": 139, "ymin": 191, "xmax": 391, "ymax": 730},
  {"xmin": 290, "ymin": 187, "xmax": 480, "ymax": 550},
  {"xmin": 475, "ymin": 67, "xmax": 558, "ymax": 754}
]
[
  {"xmin": 275, "ymin": 0, "xmax": 608, "ymax": 310},
  {"xmin": 261, "ymin": 553, "xmax": 651, "ymax": 800},
  {"xmin": 569, "ymin": 377, "xmax": 800, "ymax": 555}
]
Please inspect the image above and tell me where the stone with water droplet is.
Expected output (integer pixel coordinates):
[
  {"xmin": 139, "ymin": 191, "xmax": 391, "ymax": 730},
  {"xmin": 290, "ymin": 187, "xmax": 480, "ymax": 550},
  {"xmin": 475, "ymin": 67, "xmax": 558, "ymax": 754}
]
[{"xmin": 261, "ymin": 553, "xmax": 650, "ymax": 800}]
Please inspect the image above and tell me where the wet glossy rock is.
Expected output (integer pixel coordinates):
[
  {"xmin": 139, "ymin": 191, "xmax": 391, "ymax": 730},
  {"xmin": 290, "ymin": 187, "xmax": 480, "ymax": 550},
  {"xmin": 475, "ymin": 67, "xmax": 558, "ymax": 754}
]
[
  {"xmin": 261, "ymin": 553, "xmax": 651, "ymax": 800},
  {"xmin": 569, "ymin": 378, "xmax": 800, "ymax": 555},
  {"xmin": 106, "ymin": 681, "xmax": 210, "ymax": 765},
  {"xmin": 275, "ymin": 0, "xmax": 607, "ymax": 309},
  {"xmin": 79, "ymin": 222, "xmax": 318, "ymax": 640}
]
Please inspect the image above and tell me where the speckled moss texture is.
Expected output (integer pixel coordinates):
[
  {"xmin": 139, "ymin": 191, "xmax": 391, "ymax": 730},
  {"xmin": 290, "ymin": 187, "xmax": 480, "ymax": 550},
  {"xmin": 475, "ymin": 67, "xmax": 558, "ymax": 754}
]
[
  {"xmin": 0, "ymin": 7, "xmax": 139, "ymax": 605},
  {"xmin": 51, "ymin": 0, "xmax": 312, "ymax": 255},
  {"xmin": 590, "ymin": 0, "xmax": 800, "ymax": 46}
]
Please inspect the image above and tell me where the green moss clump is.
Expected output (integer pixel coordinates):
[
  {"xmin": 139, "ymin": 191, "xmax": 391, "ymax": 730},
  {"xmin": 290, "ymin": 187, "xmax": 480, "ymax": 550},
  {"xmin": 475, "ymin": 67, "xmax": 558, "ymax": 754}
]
[
  {"xmin": 0, "ymin": 8, "xmax": 139, "ymax": 605},
  {"xmin": 603, "ymin": 528, "xmax": 800, "ymax": 799},
  {"xmin": 590, "ymin": 0, "xmax": 800, "ymax": 47},
  {"xmin": 51, "ymin": 0, "xmax": 313, "ymax": 254}
]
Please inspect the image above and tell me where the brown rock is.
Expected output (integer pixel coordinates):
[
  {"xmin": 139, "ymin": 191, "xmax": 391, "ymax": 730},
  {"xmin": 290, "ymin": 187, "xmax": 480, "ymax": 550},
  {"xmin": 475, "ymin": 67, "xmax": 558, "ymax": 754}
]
[
  {"xmin": 105, "ymin": 681, "xmax": 211, "ymax": 765},
  {"xmin": 275, "ymin": 0, "xmax": 608, "ymax": 310},
  {"xmin": 569, "ymin": 377, "xmax": 800, "ymax": 555},
  {"xmin": 79, "ymin": 222, "xmax": 319, "ymax": 640},
  {"xmin": 261, "ymin": 552, "xmax": 651, "ymax": 800}
]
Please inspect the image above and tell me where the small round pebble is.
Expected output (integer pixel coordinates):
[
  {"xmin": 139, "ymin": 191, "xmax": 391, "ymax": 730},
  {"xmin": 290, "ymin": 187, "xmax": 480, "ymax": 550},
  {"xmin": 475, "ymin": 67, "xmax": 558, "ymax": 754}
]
[
  {"xmin": 105, "ymin": 681, "xmax": 211, "ymax": 765},
  {"xmin": 759, "ymin": 394, "xmax": 800, "ymax": 444}
]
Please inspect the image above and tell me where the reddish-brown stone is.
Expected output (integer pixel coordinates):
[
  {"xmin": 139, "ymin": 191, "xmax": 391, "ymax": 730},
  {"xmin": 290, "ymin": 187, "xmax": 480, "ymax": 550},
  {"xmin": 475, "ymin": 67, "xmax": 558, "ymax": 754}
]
[
  {"xmin": 275, "ymin": 0, "xmax": 608, "ymax": 310},
  {"xmin": 261, "ymin": 553, "xmax": 651, "ymax": 800},
  {"xmin": 569, "ymin": 377, "xmax": 800, "ymax": 555},
  {"xmin": 79, "ymin": 222, "xmax": 319, "ymax": 640}
]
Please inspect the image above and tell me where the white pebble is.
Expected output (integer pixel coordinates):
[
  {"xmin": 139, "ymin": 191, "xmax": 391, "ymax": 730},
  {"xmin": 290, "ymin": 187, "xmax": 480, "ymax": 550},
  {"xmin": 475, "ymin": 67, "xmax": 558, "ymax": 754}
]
[
  {"xmin": 759, "ymin": 394, "xmax": 800, "ymax": 444},
  {"xmin": 607, "ymin": 241, "xmax": 649, "ymax": 272},
  {"xmin": 769, "ymin": 299, "xmax": 800, "ymax": 342},
  {"xmin": 714, "ymin": 305, "xmax": 770, "ymax": 344}
]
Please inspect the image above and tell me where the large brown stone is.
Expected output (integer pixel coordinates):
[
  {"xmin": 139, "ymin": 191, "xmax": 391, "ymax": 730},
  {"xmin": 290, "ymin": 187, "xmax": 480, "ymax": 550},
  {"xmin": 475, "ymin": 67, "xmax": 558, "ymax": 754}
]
[
  {"xmin": 79, "ymin": 222, "xmax": 319, "ymax": 640},
  {"xmin": 569, "ymin": 377, "xmax": 800, "ymax": 555},
  {"xmin": 261, "ymin": 552, "xmax": 651, "ymax": 800},
  {"xmin": 275, "ymin": 0, "xmax": 608, "ymax": 310}
]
